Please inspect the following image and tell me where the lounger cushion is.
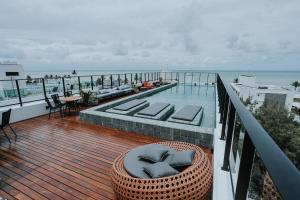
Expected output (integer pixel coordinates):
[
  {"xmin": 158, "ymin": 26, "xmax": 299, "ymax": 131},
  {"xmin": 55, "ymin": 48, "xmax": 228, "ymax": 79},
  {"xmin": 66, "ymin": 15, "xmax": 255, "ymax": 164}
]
[
  {"xmin": 172, "ymin": 105, "xmax": 202, "ymax": 121},
  {"xmin": 98, "ymin": 89, "xmax": 110, "ymax": 94},
  {"xmin": 124, "ymin": 144, "xmax": 174, "ymax": 179},
  {"xmin": 143, "ymin": 162, "xmax": 179, "ymax": 178},
  {"xmin": 138, "ymin": 102, "xmax": 170, "ymax": 116},
  {"xmin": 117, "ymin": 85, "xmax": 131, "ymax": 90},
  {"xmin": 165, "ymin": 150, "xmax": 195, "ymax": 168},
  {"xmin": 113, "ymin": 99, "xmax": 146, "ymax": 111},
  {"xmin": 138, "ymin": 146, "xmax": 169, "ymax": 163}
]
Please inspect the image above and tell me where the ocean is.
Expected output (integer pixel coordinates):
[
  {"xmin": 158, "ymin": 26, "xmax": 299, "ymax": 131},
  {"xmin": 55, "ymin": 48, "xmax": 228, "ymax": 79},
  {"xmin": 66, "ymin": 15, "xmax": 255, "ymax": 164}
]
[{"xmin": 27, "ymin": 70, "xmax": 300, "ymax": 87}]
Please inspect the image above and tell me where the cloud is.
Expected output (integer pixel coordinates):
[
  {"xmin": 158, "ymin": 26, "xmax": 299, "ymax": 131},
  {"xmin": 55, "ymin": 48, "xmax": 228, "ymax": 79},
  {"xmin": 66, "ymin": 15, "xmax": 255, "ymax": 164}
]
[{"xmin": 0, "ymin": 0, "xmax": 299, "ymax": 70}]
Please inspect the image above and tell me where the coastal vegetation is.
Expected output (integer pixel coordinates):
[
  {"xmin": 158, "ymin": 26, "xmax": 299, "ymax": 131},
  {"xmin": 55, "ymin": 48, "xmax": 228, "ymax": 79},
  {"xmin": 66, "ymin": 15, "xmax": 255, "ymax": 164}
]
[
  {"xmin": 291, "ymin": 81, "xmax": 300, "ymax": 91},
  {"xmin": 254, "ymin": 104, "xmax": 300, "ymax": 170}
]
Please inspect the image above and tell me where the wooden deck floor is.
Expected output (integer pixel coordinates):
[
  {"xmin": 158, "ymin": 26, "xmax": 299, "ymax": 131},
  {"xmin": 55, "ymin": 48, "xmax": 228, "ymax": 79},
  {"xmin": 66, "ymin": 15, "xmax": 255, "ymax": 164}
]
[{"xmin": 0, "ymin": 113, "xmax": 211, "ymax": 200}]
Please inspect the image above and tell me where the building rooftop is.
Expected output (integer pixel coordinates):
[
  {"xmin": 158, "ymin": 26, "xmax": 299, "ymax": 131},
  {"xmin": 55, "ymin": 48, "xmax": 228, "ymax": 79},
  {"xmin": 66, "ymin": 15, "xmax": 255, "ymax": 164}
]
[{"xmin": 0, "ymin": 71, "xmax": 299, "ymax": 200}]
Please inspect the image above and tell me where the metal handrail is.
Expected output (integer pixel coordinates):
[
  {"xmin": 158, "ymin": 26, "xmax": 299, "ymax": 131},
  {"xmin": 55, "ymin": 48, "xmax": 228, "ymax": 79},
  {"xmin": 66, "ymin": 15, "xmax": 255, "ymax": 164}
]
[
  {"xmin": 217, "ymin": 74, "xmax": 300, "ymax": 199},
  {"xmin": 0, "ymin": 71, "xmax": 216, "ymax": 108}
]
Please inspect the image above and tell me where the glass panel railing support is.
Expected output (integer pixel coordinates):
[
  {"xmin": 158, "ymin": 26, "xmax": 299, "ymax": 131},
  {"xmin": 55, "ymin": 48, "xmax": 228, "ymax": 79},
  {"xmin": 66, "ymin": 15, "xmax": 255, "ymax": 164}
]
[
  {"xmin": 110, "ymin": 75, "xmax": 113, "ymax": 88},
  {"xmin": 222, "ymin": 102, "xmax": 236, "ymax": 170},
  {"xmin": 101, "ymin": 75, "xmax": 104, "ymax": 89},
  {"xmin": 62, "ymin": 77, "xmax": 66, "ymax": 95},
  {"xmin": 42, "ymin": 79, "xmax": 47, "ymax": 99},
  {"xmin": 78, "ymin": 77, "xmax": 81, "ymax": 91},
  {"xmin": 221, "ymin": 94, "xmax": 229, "ymax": 140},
  {"xmin": 234, "ymin": 133, "xmax": 255, "ymax": 200},
  {"xmin": 91, "ymin": 76, "xmax": 94, "ymax": 90},
  {"xmin": 15, "ymin": 80, "xmax": 22, "ymax": 106}
]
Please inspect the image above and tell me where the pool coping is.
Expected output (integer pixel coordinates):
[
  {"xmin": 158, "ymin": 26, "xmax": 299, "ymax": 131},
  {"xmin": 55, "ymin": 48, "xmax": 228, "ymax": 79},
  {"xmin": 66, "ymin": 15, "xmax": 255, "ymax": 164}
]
[{"xmin": 80, "ymin": 82, "xmax": 214, "ymax": 148}]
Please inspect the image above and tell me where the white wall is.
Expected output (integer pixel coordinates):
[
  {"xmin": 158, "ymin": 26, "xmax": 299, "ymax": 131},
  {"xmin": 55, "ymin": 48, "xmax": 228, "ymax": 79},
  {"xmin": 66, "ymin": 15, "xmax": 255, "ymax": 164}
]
[{"xmin": 0, "ymin": 101, "xmax": 49, "ymax": 123}]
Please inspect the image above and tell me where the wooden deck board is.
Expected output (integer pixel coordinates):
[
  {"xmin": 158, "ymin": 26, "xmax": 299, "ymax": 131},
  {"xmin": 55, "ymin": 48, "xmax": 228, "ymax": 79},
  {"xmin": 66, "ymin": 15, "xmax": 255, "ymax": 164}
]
[{"xmin": 0, "ymin": 113, "xmax": 211, "ymax": 200}]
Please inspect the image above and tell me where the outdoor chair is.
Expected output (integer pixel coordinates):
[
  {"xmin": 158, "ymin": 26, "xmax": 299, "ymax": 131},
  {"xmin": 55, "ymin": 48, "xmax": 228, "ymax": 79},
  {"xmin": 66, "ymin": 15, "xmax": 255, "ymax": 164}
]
[
  {"xmin": 64, "ymin": 90, "xmax": 73, "ymax": 97},
  {"xmin": 50, "ymin": 94, "xmax": 66, "ymax": 118},
  {"xmin": 52, "ymin": 86, "xmax": 58, "ymax": 93},
  {"xmin": 0, "ymin": 109, "xmax": 17, "ymax": 143}
]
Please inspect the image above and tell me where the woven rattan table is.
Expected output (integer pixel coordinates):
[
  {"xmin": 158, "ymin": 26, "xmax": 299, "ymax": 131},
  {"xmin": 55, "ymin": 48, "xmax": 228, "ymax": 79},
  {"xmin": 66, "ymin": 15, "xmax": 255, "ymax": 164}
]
[{"xmin": 111, "ymin": 141, "xmax": 212, "ymax": 200}]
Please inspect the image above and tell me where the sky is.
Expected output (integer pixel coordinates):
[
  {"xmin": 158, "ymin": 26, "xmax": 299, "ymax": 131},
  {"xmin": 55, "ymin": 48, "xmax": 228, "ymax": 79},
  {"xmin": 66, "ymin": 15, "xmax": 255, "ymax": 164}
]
[{"xmin": 0, "ymin": 0, "xmax": 300, "ymax": 71}]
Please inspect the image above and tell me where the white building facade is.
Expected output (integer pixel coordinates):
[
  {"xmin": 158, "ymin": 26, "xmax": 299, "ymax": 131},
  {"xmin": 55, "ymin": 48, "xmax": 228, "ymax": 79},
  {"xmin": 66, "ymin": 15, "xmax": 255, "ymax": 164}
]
[
  {"xmin": 0, "ymin": 62, "xmax": 26, "ymax": 98},
  {"xmin": 231, "ymin": 75, "xmax": 294, "ymax": 111}
]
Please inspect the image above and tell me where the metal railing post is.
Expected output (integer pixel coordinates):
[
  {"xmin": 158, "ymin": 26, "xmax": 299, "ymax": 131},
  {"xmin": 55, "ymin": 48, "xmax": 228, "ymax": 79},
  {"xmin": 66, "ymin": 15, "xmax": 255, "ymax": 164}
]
[
  {"xmin": 220, "ymin": 94, "xmax": 229, "ymax": 140},
  {"xmin": 78, "ymin": 76, "xmax": 81, "ymax": 91},
  {"xmin": 234, "ymin": 133, "xmax": 255, "ymax": 200},
  {"xmin": 91, "ymin": 76, "xmax": 94, "ymax": 90},
  {"xmin": 110, "ymin": 75, "xmax": 113, "ymax": 88},
  {"xmin": 101, "ymin": 75, "xmax": 104, "ymax": 89},
  {"xmin": 42, "ymin": 78, "xmax": 47, "ymax": 99},
  {"xmin": 15, "ymin": 80, "xmax": 22, "ymax": 106},
  {"xmin": 222, "ymin": 102, "xmax": 236, "ymax": 170},
  {"xmin": 62, "ymin": 77, "xmax": 66, "ymax": 95},
  {"xmin": 130, "ymin": 73, "xmax": 133, "ymax": 84},
  {"xmin": 118, "ymin": 74, "xmax": 121, "ymax": 86}
]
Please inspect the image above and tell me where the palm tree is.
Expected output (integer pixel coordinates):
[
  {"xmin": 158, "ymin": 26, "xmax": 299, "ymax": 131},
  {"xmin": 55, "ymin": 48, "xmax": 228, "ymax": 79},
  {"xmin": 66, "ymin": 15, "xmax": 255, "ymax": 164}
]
[
  {"xmin": 291, "ymin": 81, "xmax": 300, "ymax": 91},
  {"xmin": 233, "ymin": 78, "xmax": 238, "ymax": 83}
]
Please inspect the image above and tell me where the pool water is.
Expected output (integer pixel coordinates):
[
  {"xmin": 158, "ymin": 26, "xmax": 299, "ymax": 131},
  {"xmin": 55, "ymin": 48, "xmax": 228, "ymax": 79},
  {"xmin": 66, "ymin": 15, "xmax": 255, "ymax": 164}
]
[{"xmin": 144, "ymin": 84, "xmax": 216, "ymax": 128}]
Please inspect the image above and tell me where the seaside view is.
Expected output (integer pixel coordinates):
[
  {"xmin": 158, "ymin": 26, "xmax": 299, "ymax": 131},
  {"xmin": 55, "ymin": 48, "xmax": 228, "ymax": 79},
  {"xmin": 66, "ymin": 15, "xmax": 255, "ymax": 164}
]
[
  {"xmin": 27, "ymin": 70, "xmax": 300, "ymax": 87},
  {"xmin": 0, "ymin": 1, "xmax": 299, "ymax": 200}
]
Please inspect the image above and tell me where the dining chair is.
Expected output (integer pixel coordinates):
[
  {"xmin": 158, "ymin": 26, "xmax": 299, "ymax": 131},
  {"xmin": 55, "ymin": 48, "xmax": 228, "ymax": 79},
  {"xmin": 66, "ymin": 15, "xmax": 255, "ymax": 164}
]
[
  {"xmin": 0, "ymin": 109, "xmax": 17, "ymax": 143},
  {"xmin": 50, "ymin": 94, "xmax": 66, "ymax": 117}
]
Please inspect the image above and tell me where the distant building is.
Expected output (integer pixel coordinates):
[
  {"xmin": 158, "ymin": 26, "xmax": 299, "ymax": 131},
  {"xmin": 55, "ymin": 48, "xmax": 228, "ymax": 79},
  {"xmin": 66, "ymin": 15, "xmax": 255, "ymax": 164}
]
[
  {"xmin": 0, "ymin": 62, "xmax": 26, "ymax": 98},
  {"xmin": 231, "ymin": 74, "xmax": 294, "ymax": 111}
]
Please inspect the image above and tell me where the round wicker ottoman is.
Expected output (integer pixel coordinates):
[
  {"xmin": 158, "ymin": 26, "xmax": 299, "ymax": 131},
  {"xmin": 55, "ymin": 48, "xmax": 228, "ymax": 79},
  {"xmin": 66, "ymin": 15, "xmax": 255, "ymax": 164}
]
[{"xmin": 111, "ymin": 141, "xmax": 212, "ymax": 200}]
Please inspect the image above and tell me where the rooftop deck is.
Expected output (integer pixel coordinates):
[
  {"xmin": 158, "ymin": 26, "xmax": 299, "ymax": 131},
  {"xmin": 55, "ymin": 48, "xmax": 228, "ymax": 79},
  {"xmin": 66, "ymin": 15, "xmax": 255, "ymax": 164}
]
[{"xmin": 0, "ymin": 114, "xmax": 211, "ymax": 200}]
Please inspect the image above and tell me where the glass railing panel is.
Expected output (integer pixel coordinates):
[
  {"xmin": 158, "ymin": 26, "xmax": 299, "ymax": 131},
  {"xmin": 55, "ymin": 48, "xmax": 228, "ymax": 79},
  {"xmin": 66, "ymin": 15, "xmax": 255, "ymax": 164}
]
[
  {"xmin": 165, "ymin": 72, "xmax": 171, "ymax": 81},
  {"xmin": 229, "ymin": 114, "xmax": 246, "ymax": 193},
  {"xmin": 111, "ymin": 74, "xmax": 118, "ymax": 87},
  {"xmin": 0, "ymin": 80, "xmax": 22, "ymax": 107},
  {"xmin": 247, "ymin": 153, "xmax": 282, "ymax": 200},
  {"xmin": 102, "ymin": 75, "xmax": 111, "ymax": 89},
  {"xmin": 17, "ymin": 79, "xmax": 44, "ymax": 103},
  {"xmin": 64, "ymin": 76, "xmax": 82, "ymax": 94},
  {"xmin": 118, "ymin": 74, "xmax": 126, "ymax": 85},
  {"xmin": 208, "ymin": 73, "xmax": 216, "ymax": 85},
  {"xmin": 78, "ymin": 76, "xmax": 91, "ymax": 91},
  {"xmin": 44, "ymin": 78, "xmax": 64, "ymax": 97},
  {"xmin": 92, "ymin": 75, "xmax": 103, "ymax": 90}
]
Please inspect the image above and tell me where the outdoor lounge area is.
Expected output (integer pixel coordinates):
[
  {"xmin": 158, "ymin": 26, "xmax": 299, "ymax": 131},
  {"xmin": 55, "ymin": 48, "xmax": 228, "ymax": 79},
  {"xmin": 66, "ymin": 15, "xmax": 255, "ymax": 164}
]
[
  {"xmin": 0, "ymin": 114, "xmax": 212, "ymax": 200},
  {"xmin": 0, "ymin": 71, "xmax": 299, "ymax": 200}
]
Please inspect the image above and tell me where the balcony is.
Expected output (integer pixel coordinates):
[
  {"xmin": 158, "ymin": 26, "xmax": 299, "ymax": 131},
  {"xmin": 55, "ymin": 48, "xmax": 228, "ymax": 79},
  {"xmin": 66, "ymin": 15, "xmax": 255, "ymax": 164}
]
[{"xmin": 0, "ymin": 72, "xmax": 299, "ymax": 200}]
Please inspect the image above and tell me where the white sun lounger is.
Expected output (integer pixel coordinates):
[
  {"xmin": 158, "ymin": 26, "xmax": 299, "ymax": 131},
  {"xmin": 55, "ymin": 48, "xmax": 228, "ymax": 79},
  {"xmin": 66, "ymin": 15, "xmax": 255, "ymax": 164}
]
[
  {"xmin": 168, "ymin": 105, "xmax": 203, "ymax": 126},
  {"xmin": 134, "ymin": 102, "xmax": 174, "ymax": 120},
  {"xmin": 106, "ymin": 99, "xmax": 149, "ymax": 116}
]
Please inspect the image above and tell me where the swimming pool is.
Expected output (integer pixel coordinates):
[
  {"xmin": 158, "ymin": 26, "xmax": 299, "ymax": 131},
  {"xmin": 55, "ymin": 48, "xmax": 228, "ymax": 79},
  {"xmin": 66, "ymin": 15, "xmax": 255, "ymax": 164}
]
[
  {"xmin": 144, "ymin": 84, "xmax": 216, "ymax": 128},
  {"xmin": 80, "ymin": 83, "xmax": 215, "ymax": 147}
]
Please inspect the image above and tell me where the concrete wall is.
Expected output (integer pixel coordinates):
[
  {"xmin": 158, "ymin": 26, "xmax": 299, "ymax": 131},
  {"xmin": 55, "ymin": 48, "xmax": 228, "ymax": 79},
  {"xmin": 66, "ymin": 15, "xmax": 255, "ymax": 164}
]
[{"xmin": 0, "ymin": 101, "xmax": 49, "ymax": 123}]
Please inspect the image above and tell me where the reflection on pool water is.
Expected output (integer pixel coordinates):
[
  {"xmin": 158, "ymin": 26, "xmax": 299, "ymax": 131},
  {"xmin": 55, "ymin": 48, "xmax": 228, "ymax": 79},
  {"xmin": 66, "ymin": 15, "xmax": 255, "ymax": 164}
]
[{"xmin": 144, "ymin": 84, "xmax": 216, "ymax": 128}]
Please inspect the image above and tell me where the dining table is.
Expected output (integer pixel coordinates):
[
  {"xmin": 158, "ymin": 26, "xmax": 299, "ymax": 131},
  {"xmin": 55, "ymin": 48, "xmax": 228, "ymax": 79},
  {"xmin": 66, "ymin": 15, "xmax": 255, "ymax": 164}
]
[{"xmin": 60, "ymin": 95, "xmax": 82, "ymax": 115}]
